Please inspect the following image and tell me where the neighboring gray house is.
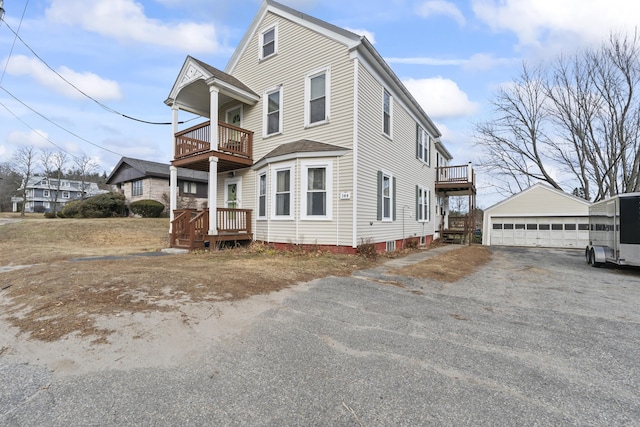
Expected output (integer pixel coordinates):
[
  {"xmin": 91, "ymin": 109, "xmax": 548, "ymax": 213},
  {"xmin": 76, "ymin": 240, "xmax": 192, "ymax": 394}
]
[
  {"xmin": 106, "ymin": 157, "xmax": 209, "ymax": 210},
  {"xmin": 164, "ymin": 0, "xmax": 474, "ymax": 252},
  {"xmin": 11, "ymin": 177, "xmax": 105, "ymax": 213}
]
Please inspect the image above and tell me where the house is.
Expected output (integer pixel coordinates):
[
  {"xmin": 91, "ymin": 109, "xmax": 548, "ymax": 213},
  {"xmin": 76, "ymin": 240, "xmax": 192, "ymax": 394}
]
[
  {"xmin": 106, "ymin": 157, "xmax": 209, "ymax": 211},
  {"xmin": 164, "ymin": 0, "xmax": 475, "ymax": 252},
  {"xmin": 11, "ymin": 176, "xmax": 105, "ymax": 213},
  {"xmin": 482, "ymin": 183, "xmax": 592, "ymax": 248}
]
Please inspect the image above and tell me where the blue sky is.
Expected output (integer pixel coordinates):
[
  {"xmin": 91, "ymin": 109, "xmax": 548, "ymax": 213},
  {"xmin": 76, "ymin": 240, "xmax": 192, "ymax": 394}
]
[{"xmin": 1, "ymin": 0, "xmax": 638, "ymax": 207}]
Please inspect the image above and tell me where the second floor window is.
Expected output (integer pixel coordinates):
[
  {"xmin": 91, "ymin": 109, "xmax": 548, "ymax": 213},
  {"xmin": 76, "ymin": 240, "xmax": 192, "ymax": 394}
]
[
  {"xmin": 264, "ymin": 86, "xmax": 283, "ymax": 136},
  {"xmin": 62, "ymin": 191, "xmax": 70, "ymax": 199},
  {"xmin": 132, "ymin": 180, "xmax": 143, "ymax": 196},
  {"xmin": 305, "ymin": 68, "xmax": 330, "ymax": 126},
  {"xmin": 383, "ymin": 90, "xmax": 392, "ymax": 137},
  {"xmin": 417, "ymin": 125, "xmax": 430, "ymax": 165},
  {"xmin": 43, "ymin": 190, "xmax": 50, "ymax": 198}
]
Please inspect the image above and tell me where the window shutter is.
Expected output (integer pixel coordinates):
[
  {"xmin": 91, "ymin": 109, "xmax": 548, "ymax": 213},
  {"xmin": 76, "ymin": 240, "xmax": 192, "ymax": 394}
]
[
  {"xmin": 392, "ymin": 176, "xmax": 397, "ymax": 221},
  {"xmin": 376, "ymin": 171, "xmax": 382, "ymax": 220},
  {"xmin": 415, "ymin": 185, "xmax": 420, "ymax": 220}
]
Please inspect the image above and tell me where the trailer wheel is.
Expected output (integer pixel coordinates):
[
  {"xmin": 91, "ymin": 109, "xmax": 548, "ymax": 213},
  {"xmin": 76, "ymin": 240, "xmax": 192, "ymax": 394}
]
[{"xmin": 589, "ymin": 249, "xmax": 601, "ymax": 267}]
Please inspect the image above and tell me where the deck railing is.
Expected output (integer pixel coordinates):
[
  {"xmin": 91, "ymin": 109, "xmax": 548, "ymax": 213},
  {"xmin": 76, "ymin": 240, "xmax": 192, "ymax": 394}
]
[
  {"xmin": 436, "ymin": 164, "xmax": 475, "ymax": 185},
  {"xmin": 174, "ymin": 121, "xmax": 252, "ymax": 159},
  {"xmin": 171, "ymin": 208, "xmax": 252, "ymax": 249}
]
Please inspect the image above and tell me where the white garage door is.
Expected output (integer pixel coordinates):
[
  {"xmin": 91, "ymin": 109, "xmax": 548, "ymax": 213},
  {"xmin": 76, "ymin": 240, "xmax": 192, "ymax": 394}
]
[{"xmin": 490, "ymin": 216, "xmax": 589, "ymax": 248}]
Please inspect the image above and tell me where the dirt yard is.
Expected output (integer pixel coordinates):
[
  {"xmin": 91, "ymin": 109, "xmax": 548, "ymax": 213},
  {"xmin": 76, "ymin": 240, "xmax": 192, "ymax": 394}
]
[{"xmin": 0, "ymin": 214, "xmax": 490, "ymax": 354}]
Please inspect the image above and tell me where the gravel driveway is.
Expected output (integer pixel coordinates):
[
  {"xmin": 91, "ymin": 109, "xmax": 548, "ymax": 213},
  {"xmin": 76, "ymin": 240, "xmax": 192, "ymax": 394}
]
[{"xmin": 2, "ymin": 246, "xmax": 639, "ymax": 425}]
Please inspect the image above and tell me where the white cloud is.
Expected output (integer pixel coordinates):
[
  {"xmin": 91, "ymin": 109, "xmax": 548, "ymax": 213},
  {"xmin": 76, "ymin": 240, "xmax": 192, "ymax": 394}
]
[
  {"xmin": 472, "ymin": 0, "xmax": 640, "ymax": 48},
  {"xmin": 344, "ymin": 27, "xmax": 376, "ymax": 44},
  {"xmin": 463, "ymin": 53, "xmax": 519, "ymax": 71},
  {"xmin": 4, "ymin": 55, "xmax": 122, "ymax": 101},
  {"xmin": 403, "ymin": 77, "xmax": 479, "ymax": 119},
  {"xmin": 7, "ymin": 129, "xmax": 54, "ymax": 150},
  {"xmin": 416, "ymin": 1, "xmax": 466, "ymax": 26},
  {"xmin": 45, "ymin": 0, "xmax": 221, "ymax": 53}
]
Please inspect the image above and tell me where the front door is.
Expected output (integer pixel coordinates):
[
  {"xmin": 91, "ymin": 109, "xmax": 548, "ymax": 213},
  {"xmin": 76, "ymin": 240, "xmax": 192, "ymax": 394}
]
[
  {"xmin": 226, "ymin": 107, "xmax": 242, "ymax": 127},
  {"xmin": 224, "ymin": 177, "xmax": 242, "ymax": 230}
]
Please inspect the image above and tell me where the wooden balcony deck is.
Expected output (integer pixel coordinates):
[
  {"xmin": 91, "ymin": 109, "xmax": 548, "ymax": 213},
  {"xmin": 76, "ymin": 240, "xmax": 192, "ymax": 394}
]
[
  {"xmin": 435, "ymin": 164, "xmax": 476, "ymax": 195},
  {"xmin": 172, "ymin": 121, "xmax": 254, "ymax": 172},
  {"xmin": 170, "ymin": 208, "xmax": 253, "ymax": 251}
]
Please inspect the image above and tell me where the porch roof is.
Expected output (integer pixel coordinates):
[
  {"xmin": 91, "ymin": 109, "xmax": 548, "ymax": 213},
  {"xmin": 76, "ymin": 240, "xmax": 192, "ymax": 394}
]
[
  {"xmin": 253, "ymin": 140, "xmax": 350, "ymax": 169},
  {"xmin": 165, "ymin": 56, "xmax": 260, "ymax": 117}
]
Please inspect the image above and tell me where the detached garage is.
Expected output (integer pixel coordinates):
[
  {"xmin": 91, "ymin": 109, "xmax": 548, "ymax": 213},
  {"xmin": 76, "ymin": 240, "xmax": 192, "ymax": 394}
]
[{"xmin": 482, "ymin": 183, "xmax": 592, "ymax": 248}]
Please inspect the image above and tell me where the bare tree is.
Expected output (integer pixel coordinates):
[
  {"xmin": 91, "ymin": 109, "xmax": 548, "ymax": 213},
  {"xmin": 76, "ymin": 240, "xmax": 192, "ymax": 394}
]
[
  {"xmin": 12, "ymin": 146, "xmax": 37, "ymax": 216},
  {"xmin": 41, "ymin": 149, "xmax": 69, "ymax": 215},
  {"xmin": 475, "ymin": 31, "xmax": 640, "ymax": 202},
  {"xmin": 474, "ymin": 64, "xmax": 561, "ymax": 196},
  {"xmin": 74, "ymin": 155, "xmax": 99, "ymax": 200}
]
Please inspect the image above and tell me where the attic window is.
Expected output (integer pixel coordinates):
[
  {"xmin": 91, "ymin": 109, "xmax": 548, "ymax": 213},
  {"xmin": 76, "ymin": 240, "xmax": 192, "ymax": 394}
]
[{"xmin": 260, "ymin": 25, "xmax": 278, "ymax": 60}]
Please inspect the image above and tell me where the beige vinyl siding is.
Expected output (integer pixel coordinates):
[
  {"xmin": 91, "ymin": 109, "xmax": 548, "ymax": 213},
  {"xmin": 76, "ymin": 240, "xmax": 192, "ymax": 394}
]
[
  {"xmin": 228, "ymin": 12, "xmax": 355, "ymax": 246},
  {"xmin": 356, "ymin": 61, "xmax": 437, "ymax": 245}
]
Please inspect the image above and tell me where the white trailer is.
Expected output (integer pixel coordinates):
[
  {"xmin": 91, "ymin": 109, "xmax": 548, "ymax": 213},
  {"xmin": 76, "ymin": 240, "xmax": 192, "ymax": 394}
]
[{"xmin": 585, "ymin": 193, "xmax": 640, "ymax": 267}]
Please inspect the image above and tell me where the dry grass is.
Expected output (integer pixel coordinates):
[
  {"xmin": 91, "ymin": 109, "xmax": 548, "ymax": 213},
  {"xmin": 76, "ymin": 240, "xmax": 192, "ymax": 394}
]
[
  {"xmin": 391, "ymin": 245, "xmax": 491, "ymax": 282},
  {"xmin": 0, "ymin": 217, "xmax": 376, "ymax": 343}
]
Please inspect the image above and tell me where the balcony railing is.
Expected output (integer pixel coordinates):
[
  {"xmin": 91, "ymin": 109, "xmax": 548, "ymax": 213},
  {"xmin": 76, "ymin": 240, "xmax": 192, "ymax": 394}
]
[
  {"xmin": 174, "ymin": 121, "xmax": 253, "ymax": 160},
  {"xmin": 436, "ymin": 164, "xmax": 475, "ymax": 185}
]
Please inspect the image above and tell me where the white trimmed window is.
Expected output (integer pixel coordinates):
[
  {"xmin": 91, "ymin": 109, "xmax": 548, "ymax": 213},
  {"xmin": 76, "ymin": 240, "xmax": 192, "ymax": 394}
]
[
  {"xmin": 302, "ymin": 161, "xmax": 333, "ymax": 220},
  {"xmin": 183, "ymin": 181, "xmax": 197, "ymax": 194},
  {"xmin": 416, "ymin": 125, "xmax": 431, "ymax": 165},
  {"xmin": 258, "ymin": 172, "xmax": 267, "ymax": 219},
  {"xmin": 304, "ymin": 67, "xmax": 330, "ymax": 126},
  {"xmin": 132, "ymin": 179, "xmax": 143, "ymax": 196},
  {"xmin": 43, "ymin": 190, "xmax": 50, "ymax": 198},
  {"xmin": 377, "ymin": 171, "xmax": 395, "ymax": 221},
  {"xmin": 383, "ymin": 89, "xmax": 392, "ymax": 138},
  {"xmin": 259, "ymin": 24, "xmax": 278, "ymax": 60},
  {"xmin": 62, "ymin": 191, "xmax": 70, "ymax": 199},
  {"xmin": 271, "ymin": 165, "xmax": 293, "ymax": 219},
  {"xmin": 264, "ymin": 86, "xmax": 283, "ymax": 136},
  {"xmin": 416, "ymin": 186, "xmax": 430, "ymax": 222}
]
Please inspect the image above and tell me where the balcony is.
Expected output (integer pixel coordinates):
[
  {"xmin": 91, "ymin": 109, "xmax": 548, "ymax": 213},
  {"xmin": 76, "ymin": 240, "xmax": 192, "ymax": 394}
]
[
  {"xmin": 173, "ymin": 121, "xmax": 254, "ymax": 172},
  {"xmin": 435, "ymin": 164, "xmax": 476, "ymax": 195}
]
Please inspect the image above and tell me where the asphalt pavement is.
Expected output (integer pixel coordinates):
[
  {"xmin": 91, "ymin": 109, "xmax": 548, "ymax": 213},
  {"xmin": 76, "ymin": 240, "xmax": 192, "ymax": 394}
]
[{"xmin": 2, "ymin": 245, "xmax": 639, "ymax": 426}]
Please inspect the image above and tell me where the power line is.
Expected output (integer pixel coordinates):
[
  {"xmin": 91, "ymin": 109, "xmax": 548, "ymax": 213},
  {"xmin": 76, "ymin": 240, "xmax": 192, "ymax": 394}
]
[
  {"xmin": 0, "ymin": 84, "xmax": 125, "ymax": 158},
  {"xmin": 0, "ymin": 19, "xmax": 199, "ymax": 126},
  {"xmin": 0, "ymin": 0, "xmax": 28, "ymax": 85}
]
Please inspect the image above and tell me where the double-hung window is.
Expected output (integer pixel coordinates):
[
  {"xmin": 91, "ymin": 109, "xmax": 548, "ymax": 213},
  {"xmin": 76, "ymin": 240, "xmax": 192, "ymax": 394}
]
[
  {"xmin": 62, "ymin": 191, "xmax": 70, "ymax": 199},
  {"xmin": 264, "ymin": 86, "xmax": 283, "ymax": 136},
  {"xmin": 416, "ymin": 186, "xmax": 430, "ymax": 222},
  {"xmin": 132, "ymin": 179, "xmax": 143, "ymax": 196},
  {"xmin": 258, "ymin": 172, "xmax": 267, "ymax": 219},
  {"xmin": 383, "ymin": 89, "xmax": 392, "ymax": 137},
  {"xmin": 259, "ymin": 25, "xmax": 277, "ymax": 60},
  {"xmin": 272, "ymin": 166, "xmax": 292, "ymax": 219},
  {"xmin": 377, "ymin": 171, "xmax": 395, "ymax": 221},
  {"xmin": 416, "ymin": 125, "xmax": 430, "ymax": 165},
  {"xmin": 305, "ymin": 67, "xmax": 330, "ymax": 126},
  {"xmin": 43, "ymin": 190, "xmax": 50, "ymax": 198},
  {"xmin": 302, "ymin": 161, "xmax": 332, "ymax": 220}
]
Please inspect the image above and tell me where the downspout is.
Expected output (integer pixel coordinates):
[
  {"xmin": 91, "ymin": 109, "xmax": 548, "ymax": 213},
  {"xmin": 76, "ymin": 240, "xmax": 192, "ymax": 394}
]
[{"xmin": 336, "ymin": 155, "xmax": 340, "ymax": 247}]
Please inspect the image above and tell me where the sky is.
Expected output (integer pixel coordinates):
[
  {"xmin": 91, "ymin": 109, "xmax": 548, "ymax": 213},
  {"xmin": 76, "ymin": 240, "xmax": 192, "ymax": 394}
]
[{"xmin": 0, "ymin": 0, "xmax": 639, "ymax": 208}]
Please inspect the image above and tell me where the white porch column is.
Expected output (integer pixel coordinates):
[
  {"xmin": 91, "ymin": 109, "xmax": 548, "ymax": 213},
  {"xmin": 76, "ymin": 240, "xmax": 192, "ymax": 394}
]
[
  {"xmin": 169, "ymin": 166, "xmax": 178, "ymax": 230},
  {"xmin": 209, "ymin": 86, "xmax": 219, "ymax": 152},
  {"xmin": 467, "ymin": 161, "xmax": 473, "ymax": 181},
  {"xmin": 171, "ymin": 104, "xmax": 179, "ymax": 158},
  {"xmin": 208, "ymin": 156, "xmax": 218, "ymax": 235}
]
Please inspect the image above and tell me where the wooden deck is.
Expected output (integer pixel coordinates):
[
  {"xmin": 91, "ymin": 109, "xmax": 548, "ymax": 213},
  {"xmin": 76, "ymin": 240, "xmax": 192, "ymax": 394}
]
[
  {"xmin": 171, "ymin": 208, "xmax": 252, "ymax": 251},
  {"xmin": 435, "ymin": 164, "xmax": 476, "ymax": 195}
]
